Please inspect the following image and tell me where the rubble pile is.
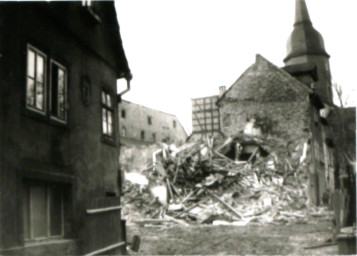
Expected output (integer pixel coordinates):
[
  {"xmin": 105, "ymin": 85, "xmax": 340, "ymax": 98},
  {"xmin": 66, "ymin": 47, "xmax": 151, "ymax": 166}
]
[{"xmin": 121, "ymin": 134, "xmax": 332, "ymax": 226}]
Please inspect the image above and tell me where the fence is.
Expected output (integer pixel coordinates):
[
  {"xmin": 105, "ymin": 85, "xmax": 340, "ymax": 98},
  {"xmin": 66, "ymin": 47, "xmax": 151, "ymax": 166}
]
[{"xmin": 82, "ymin": 197, "xmax": 126, "ymax": 255}]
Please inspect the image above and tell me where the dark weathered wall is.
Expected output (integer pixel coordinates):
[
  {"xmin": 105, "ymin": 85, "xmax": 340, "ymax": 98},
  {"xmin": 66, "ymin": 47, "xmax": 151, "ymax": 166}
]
[
  {"xmin": 0, "ymin": 2, "xmax": 125, "ymax": 251},
  {"xmin": 217, "ymin": 55, "xmax": 331, "ymax": 206},
  {"xmin": 219, "ymin": 100, "xmax": 310, "ymax": 141},
  {"xmin": 218, "ymin": 55, "xmax": 311, "ymax": 141}
]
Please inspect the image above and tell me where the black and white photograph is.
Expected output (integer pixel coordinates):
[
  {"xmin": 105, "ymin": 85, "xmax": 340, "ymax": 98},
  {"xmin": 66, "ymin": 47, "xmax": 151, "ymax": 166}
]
[{"xmin": 0, "ymin": 0, "xmax": 356, "ymax": 255}]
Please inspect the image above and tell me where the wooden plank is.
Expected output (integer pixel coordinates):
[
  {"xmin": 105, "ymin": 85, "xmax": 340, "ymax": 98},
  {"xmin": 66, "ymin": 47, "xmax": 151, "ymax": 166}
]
[
  {"xmin": 83, "ymin": 197, "xmax": 124, "ymax": 254},
  {"xmin": 86, "ymin": 205, "xmax": 122, "ymax": 214},
  {"xmin": 205, "ymin": 189, "xmax": 243, "ymax": 219},
  {"xmin": 84, "ymin": 241, "xmax": 126, "ymax": 256}
]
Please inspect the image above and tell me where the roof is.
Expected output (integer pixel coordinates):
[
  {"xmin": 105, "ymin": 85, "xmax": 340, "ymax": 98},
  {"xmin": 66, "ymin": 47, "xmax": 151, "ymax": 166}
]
[
  {"xmin": 284, "ymin": 0, "xmax": 329, "ymax": 63},
  {"xmin": 217, "ymin": 54, "xmax": 312, "ymax": 105},
  {"xmin": 104, "ymin": 1, "xmax": 131, "ymax": 79},
  {"xmin": 282, "ymin": 62, "xmax": 318, "ymax": 81}
]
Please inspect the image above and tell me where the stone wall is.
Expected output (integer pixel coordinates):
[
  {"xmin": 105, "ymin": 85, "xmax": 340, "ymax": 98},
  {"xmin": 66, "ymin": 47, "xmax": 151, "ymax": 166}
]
[{"xmin": 219, "ymin": 100, "xmax": 311, "ymax": 142}]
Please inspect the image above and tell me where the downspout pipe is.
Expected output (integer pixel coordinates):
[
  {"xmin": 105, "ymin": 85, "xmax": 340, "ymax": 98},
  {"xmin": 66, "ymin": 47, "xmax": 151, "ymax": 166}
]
[{"xmin": 117, "ymin": 72, "xmax": 132, "ymax": 102}]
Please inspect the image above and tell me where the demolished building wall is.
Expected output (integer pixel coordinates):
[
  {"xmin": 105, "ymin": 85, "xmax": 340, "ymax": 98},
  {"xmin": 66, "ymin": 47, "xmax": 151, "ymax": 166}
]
[
  {"xmin": 216, "ymin": 55, "xmax": 332, "ymax": 206},
  {"xmin": 120, "ymin": 142, "xmax": 162, "ymax": 174},
  {"xmin": 217, "ymin": 55, "xmax": 312, "ymax": 141}
]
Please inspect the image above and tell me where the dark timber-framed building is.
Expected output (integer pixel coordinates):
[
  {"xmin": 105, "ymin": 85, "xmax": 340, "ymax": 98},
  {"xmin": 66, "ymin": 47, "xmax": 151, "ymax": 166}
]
[{"xmin": 0, "ymin": 1, "xmax": 131, "ymax": 254}]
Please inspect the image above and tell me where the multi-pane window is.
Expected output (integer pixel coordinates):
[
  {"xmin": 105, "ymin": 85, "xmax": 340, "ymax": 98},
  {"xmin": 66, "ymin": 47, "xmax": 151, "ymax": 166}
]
[
  {"xmin": 26, "ymin": 46, "xmax": 46, "ymax": 112},
  {"xmin": 50, "ymin": 61, "xmax": 67, "ymax": 121},
  {"xmin": 102, "ymin": 91, "xmax": 114, "ymax": 137},
  {"xmin": 23, "ymin": 182, "xmax": 64, "ymax": 240},
  {"xmin": 26, "ymin": 45, "xmax": 68, "ymax": 122}
]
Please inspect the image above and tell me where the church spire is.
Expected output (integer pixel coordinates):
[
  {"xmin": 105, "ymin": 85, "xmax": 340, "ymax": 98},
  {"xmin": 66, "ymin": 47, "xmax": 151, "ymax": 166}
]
[
  {"xmin": 284, "ymin": 0, "xmax": 333, "ymax": 103},
  {"xmin": 295, "ymin": 0, "xmax": 311, "ymax": 24}
]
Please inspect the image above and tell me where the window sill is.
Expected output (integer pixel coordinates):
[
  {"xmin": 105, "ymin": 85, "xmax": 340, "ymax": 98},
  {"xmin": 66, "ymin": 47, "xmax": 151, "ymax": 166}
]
[
  {"xmin": 0, "ymin": 239, "xmax": 79, "ymax": 255},
  {"xmin": 22, "ymin": 107, "xmax": 68, "ymax": 129},
  {"xmin": 101, "ymin": 135, "xmax": 117, "ymax": 147},
  {"xmin": 24, "ymin": 238, "xmax": 72, "ymax": 247}
]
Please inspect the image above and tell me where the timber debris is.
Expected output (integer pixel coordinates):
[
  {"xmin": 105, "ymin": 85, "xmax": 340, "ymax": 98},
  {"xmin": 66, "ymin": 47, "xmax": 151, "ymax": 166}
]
[{"xmin": 121, "ymin": 134, "xmax": 332, "ymax": 226}]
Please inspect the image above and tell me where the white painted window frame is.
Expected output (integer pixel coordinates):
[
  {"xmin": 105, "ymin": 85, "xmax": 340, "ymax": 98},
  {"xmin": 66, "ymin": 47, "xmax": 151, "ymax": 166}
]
[{"xmin": 26, "ymin": 44, "xmax": 47, "ymax": 115}]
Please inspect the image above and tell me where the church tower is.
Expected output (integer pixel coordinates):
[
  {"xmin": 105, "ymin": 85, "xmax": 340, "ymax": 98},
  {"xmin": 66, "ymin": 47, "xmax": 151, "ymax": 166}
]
[{"xmin": 284, "ymin": 0, "xmax": 333, "ymax": 103}]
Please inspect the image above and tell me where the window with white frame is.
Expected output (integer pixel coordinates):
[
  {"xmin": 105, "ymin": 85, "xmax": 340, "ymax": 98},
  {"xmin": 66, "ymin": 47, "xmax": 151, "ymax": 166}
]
[
  {"xmin": 26, "ymin": 45, "xmax": 68, "ymax": 122},
  {"xmin": 50, "ymin": 61, "xmax": 67, "ymax": 121},
  {"xmin": 26, "ymin": 46, "xmax": 46, "ymax": 113},
  {"xmin": 23, "ymin": 182, "xmax": 64, "ymax": 240},
  {"xmin": 102, "ymin": 91, "xmax": 114, "ymax": 137}
]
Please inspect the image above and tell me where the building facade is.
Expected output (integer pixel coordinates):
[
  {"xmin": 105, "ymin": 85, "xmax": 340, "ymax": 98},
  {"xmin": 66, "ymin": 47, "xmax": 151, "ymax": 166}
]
[
  {"xmin": 118, "ymin": 100, "xmax": 187, "ymax": 146},
  {"xmin": 0, "ymin": 1, "xmax": 131, "ymax": 254}
]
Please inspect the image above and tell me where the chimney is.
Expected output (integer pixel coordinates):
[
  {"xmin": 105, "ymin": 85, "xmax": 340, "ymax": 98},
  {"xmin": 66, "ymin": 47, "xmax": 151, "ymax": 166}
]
[{"xmin": 219, "ymin": 86, "xmax": 226, "ymax": 97}]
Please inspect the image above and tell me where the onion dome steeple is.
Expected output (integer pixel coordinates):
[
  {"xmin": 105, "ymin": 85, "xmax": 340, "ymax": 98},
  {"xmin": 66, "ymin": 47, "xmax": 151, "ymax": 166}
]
[{"xmin": 284, "ymin": 0, "xmax": 333, "ymax": 103}]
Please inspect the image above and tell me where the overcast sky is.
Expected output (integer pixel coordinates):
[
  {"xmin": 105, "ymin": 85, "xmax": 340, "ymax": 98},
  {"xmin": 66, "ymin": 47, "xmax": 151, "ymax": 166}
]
[{"xmin": 115, "ymin": 0, "xmax": 357, "ymax": 134}]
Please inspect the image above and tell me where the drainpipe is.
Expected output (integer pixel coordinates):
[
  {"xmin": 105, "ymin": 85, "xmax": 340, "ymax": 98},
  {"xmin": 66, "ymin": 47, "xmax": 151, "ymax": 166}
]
[{"xmin": 117, "ymin": 72, "xmax": 132, "ymax": 101}]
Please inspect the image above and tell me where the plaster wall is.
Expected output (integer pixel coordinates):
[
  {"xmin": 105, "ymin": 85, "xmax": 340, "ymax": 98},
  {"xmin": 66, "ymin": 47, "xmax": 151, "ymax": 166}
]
[
  {"xmin": 119, "ymin": 100, "xmax": 187, "ymax": 145},
  {"xmin": 0, "ymin": 2, "xmax": 124, "ymax": 250}
]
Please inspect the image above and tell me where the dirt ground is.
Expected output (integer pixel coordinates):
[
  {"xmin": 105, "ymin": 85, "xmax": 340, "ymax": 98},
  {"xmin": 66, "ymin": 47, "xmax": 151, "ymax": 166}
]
[{"xmin": 126, "ymin": 220, "xmax": 340, "ymax": 255}]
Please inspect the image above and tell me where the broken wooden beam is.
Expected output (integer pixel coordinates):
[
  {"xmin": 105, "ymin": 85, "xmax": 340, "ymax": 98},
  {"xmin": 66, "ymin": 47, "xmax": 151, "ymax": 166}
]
[
  {"xmin": 205, "ymin": 189, "xmax": 243, "ymax": 219},
  {"xmin": 164, "ymin": 214, "xmax": 190, "ymax": 226}
]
